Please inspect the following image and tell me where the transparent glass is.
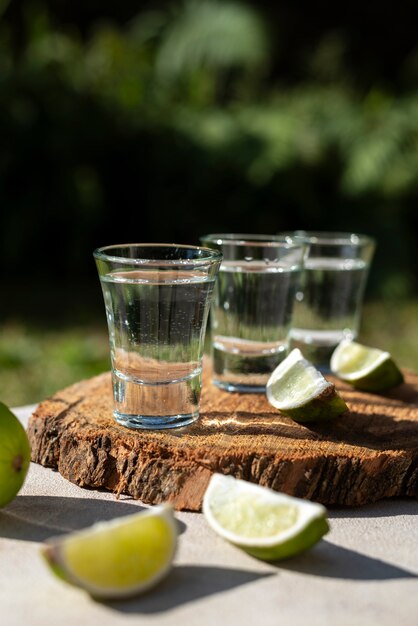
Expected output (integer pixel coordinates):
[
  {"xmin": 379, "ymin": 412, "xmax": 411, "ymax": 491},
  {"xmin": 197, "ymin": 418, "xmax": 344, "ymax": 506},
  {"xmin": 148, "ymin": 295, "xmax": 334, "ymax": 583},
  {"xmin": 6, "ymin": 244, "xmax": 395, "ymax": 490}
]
[
  {"xmin": 281, "ymin": 231, "xmax": 376, "ymax": 369},
  {"xmin": 94, "ymin": 244, "xmax": 222, "ymax": 429},
  {"xmin": 200, "ymin": 234, "xmax": 306, "ymax": 392}
]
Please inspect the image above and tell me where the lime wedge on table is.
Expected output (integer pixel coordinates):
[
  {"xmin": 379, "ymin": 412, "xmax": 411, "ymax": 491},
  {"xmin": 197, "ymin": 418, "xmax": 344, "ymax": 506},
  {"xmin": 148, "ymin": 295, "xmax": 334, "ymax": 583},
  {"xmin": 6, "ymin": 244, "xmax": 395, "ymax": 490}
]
[
  {"xmin": 203, "ymin": 474, "xmax": 329, "ymax": 561},
  {"xmin": 331, "ymin": 340, "xmax": 404, "ymax": 392},
  {"xmin": 266, "ymin": 348, "xmax": 347, "ymax": 422},
  {"xmin": 41, "ymin": 505, "xmax": 178, "ymax": 599}
]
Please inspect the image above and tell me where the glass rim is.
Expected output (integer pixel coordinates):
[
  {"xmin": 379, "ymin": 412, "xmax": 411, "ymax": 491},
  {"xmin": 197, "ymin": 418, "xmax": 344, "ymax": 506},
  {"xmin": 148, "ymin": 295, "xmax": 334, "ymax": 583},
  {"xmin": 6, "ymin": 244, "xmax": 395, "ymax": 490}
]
[
  {"xmin": 93, "ymin": 243, "xmax": 223, "ymax": 266},
  {"xmin": 281, "ymin": 231, "xmax": 375, "ymax": 246},
  {"xmin": 200, "ymin": 233, "xmax": 305, "ymax": 248}
]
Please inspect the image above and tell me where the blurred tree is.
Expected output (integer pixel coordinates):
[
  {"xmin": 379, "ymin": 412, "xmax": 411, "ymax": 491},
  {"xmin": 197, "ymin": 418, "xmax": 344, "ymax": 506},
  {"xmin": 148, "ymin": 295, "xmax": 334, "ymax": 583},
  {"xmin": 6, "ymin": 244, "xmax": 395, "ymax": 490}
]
[{"xmin": 0, "ymin": 0, "xmax": 418, "ymax": 316}]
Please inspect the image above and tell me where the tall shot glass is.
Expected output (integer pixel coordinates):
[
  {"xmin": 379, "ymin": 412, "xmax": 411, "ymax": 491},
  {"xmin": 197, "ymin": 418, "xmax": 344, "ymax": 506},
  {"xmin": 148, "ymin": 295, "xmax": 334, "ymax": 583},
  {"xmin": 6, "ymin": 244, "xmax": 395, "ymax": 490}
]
[
  {"xmin": 94, "ymin": 244, "xmax": 222, "ymax": 429},
  {"xmin": 200, "ymin": 234, "xmax": 306, "ymax": 392},
  {"xmin": 283, "ymin": 231, "xmax": 376, "ymax": 369}
]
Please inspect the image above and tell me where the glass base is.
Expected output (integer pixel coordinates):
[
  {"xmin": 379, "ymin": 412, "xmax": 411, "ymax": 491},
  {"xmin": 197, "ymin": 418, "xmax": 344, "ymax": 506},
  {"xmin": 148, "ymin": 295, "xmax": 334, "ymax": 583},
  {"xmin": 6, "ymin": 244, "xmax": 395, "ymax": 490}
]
[
  {"xmin": 289, "ymin": 329, "xmax": 356, "ymax": 371},
  {"xmin": 111, "ymin": 366, "xmax": 201, "ymax": 430},
  {"xmin": 213, "ymin": 380, "xmax": 266, "ymax": 394},
  {"xmin": 114, "ymin": 411, "xmax": 199, "ymax": 430}
]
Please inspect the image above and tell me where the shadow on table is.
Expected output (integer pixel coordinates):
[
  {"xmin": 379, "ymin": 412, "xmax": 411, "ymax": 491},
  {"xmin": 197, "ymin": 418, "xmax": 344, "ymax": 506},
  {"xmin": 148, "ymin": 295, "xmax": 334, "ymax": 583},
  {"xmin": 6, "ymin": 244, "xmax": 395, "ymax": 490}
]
[
  {"xmin": 328, "ymin": 499, "xmax": 418, "ymax": 519},
  {"xmin": 0, "ymin": 495, "xmax": 186, "ymax": 542},
  {"xmin": 102, "ymin": 539, "xmax": 417, "ymax": 614},
  {"xmin": 278, "ymin": 539, "xmax": 417, "ymax": 581},
  {"xmin": 103, "ymin": 565, "xmax": 273, "ymax": 614}
]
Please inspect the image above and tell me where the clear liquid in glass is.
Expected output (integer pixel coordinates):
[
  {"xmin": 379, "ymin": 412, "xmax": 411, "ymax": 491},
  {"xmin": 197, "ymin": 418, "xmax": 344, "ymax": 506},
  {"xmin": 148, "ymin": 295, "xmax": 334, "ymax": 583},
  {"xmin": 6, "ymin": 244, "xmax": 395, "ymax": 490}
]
[
  {"xmin": 211, "ymin": 260, "xmax": 300, "ymax": 391},
  {"xmin": 289, "ymin": 257, "xmax": 369, "ymax": 366},
  {"xmin": 100, "ymin": 269, "xmax": 214, "ymax": 428}
]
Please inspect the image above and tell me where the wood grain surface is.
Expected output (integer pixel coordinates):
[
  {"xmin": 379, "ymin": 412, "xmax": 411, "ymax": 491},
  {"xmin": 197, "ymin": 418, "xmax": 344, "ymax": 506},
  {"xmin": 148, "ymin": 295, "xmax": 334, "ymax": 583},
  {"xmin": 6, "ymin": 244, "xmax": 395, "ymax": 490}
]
[{"xmin": 27, "ymin": 362, "xmax": 418, "ymax": 510}]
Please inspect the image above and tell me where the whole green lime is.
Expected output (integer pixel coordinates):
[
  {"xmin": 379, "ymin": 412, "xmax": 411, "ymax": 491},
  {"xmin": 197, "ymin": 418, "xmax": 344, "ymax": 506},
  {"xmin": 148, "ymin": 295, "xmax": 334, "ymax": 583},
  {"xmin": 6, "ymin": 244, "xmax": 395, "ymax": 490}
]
[{"xmin": 0, "ymin": 402, "xmax": 31, "ymax": 507}]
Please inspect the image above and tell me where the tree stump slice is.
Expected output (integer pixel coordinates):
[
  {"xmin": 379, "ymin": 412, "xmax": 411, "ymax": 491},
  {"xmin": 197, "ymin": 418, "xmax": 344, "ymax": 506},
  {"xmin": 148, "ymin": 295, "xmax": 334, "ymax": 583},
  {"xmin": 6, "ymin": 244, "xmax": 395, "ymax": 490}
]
[{"xmin": 27, "ymin": 361, "xmax": 418, "ymax": 510}]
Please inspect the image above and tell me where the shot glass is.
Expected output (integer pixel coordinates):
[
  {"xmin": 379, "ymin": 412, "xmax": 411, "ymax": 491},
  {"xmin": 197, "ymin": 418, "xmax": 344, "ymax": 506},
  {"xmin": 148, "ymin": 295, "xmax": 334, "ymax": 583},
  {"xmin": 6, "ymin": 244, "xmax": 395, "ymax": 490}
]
[
  {"xmin": 94, "ymin": 244, "xmax": 222, "ymax": 429},
  {"xmin": 200, "ymin": 234, "xmax": 306, "ymax": 392},
  {"xmin": 282, "ymin": 231, "xmax": 376, "ymax": 369}
]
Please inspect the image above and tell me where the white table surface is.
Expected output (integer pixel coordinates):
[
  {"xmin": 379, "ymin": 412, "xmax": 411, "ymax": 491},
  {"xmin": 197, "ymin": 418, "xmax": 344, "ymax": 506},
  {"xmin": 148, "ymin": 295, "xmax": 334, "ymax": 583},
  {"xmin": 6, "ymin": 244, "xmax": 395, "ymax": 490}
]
[{"xmin": 1, "ymin": 405, "xmax": 417, "ymax": 626}]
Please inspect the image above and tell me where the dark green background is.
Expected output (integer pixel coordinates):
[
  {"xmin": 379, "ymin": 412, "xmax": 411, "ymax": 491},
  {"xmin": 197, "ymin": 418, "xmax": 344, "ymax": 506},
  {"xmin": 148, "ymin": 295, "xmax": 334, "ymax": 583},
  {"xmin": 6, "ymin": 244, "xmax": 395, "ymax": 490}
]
[{"xmin": 1, "ymin": 0, "xmax": 418, "ymax": 322}]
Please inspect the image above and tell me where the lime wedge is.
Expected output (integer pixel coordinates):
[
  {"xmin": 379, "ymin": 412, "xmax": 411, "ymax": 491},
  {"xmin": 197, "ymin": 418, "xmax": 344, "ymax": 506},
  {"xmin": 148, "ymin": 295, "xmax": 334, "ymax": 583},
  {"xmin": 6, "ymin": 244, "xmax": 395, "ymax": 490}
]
[
  {"xmin": 330, "ymin": 339, "xmax": 404, "ymax": 392},
  {"xmin": 266, "ymin": 348, "xmax": 347, "ymax": 422},
  {"xmin": 203, "ymin": 474, "xmax": 329, "ymax": 561},
  {"xmin": 41, "ymin": 505, "xmax": 178, "ymax": 599}
]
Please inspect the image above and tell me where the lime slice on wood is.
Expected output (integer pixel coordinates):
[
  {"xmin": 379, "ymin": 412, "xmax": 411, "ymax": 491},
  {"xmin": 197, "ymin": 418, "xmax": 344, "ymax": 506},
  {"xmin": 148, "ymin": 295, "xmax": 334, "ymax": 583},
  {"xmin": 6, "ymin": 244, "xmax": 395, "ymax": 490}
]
[
  {"xmin": 203, "ymin": 474, "xmax": 329, "ymax": 561},
  {"xmin": 0, "ymin": 402, "xmax": 31, "ymax": 508},
  {"xmin": 330, "ymin": 339, "xmax": 404, "ymax": 392},
  {"xmin": 266, "ymin": 348, "xmax": 347, "ymax": 422},
  {"xmin": 41, "ymin": 505, "xmax": 178, "ymax": 599}
]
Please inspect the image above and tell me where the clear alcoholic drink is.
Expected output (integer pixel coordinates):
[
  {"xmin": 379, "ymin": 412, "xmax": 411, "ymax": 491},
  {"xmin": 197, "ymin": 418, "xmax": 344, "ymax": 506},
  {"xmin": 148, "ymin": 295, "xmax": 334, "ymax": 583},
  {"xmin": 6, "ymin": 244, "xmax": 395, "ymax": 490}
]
[
  {"xmin": 95, "ymin": 243, "xmax": 221, "ymax": 430},
  {"xmin": 100, "ymin": 269, "xmax": 215, "ymax": 428},
  {"xmin": 211, "ymin": 259, "xmax": 301, "ymax": 391},
  {"xmin": 289, "ymin": 257, "xmax": 370, "ymax": 365}
]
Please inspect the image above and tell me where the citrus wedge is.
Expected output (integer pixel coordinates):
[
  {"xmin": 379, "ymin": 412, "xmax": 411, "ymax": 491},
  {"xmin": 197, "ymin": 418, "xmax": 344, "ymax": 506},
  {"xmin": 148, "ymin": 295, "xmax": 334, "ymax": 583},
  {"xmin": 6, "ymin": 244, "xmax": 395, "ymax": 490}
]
[
  {"xmin": 203, "ymin": 474, "xmax": 329, "ymax": 561},
  {"xmin": 266, "ymin": 348, "xmax": 347, "ymax": 422},
  {"xmin": 330, "ymin": 339, "xmax": 404, "ymax": 392},
  {"xmin": 41, "ymin": 505, "xmax": 178, "ymax": 599},
  {"xmin": 0, "ymin": 402, "xmax": 31, "ymax": 508}
]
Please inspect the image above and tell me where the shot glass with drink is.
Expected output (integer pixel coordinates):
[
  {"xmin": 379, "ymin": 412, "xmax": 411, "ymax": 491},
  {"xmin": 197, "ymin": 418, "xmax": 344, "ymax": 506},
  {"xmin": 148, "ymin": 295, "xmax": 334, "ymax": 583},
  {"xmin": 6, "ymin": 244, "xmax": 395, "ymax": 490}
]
[
  {"xmin": 200, "ymin": 234, "xmax": 306, "ymax": 392},
  {"xmin": 94, "ymin": 243, "xmax": 222, "ymax": 429},
  {"xmin": 281, "ymin": 231, "xmax": 376, "ymax": 370}
]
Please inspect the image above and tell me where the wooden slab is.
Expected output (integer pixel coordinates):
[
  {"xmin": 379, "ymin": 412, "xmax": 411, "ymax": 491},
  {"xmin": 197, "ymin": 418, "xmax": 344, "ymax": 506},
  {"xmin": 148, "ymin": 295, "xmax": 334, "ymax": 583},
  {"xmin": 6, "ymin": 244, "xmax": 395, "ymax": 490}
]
[{"xmin": 27, "ymin": 362, "xmax": 418, "ymax": 510}]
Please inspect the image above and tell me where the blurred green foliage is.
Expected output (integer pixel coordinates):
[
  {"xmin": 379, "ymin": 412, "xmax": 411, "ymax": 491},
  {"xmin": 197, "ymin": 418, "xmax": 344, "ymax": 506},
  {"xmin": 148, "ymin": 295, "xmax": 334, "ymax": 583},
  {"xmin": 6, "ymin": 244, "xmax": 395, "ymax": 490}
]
[
  {"xmin": 0, "ymin": 1, "xmax": 417, "ymax": 404},
  {"xmin": 1, "ymin": 299, "xmax": 417, "ymax": 407},
  {"xmin": 0, "ymin": 323, "xmax": 109, "ymax": 405},
  {"xmin": 0, "ymin": 0, "xmax": 417, "ymax": 300}
]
